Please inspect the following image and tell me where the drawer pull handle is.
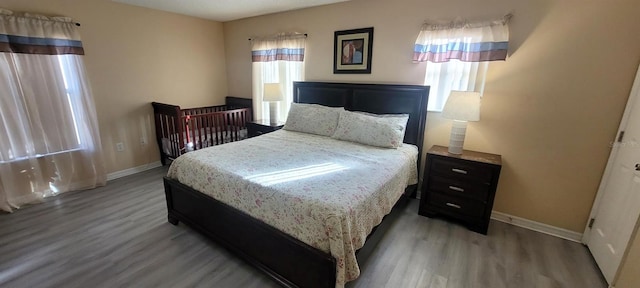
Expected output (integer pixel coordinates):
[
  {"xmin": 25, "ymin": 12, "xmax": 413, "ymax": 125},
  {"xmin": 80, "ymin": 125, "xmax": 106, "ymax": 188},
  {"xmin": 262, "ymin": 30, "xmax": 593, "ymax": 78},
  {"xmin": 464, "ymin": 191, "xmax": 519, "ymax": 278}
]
[
  {"xmin": 449, "ymin": 186, "xmax": 464, "ymax": 192},
  {"xmin": 451, "ymin": 168, "xmax": 468, "ymax": 174},
  {"xmin": 446, "ymin": 203, "xmax": 462, "ymax": 209}
]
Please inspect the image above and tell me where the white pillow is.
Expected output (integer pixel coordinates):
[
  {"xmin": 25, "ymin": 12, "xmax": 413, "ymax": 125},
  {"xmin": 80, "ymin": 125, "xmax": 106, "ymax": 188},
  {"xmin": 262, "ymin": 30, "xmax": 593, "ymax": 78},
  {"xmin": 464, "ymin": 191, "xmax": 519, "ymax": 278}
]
[
  {"xmin": 283, "ymin": 103, "xmax": 343, "ymax": 137},
  {"xmin": 332, "ymin": 110, "xmax": 409, "ymax": 148},
  {"xmin": 353, "ymin": 111, "xmax": 410, "ymax": 140}
]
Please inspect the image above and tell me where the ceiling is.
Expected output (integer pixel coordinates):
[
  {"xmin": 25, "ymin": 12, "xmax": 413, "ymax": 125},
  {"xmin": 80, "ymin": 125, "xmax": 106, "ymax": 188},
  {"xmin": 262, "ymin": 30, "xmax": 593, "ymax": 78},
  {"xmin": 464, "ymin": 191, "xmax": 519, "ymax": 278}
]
[{"xmin": 112, "ymin": 0, "xmax": 350, "ymax": 22}]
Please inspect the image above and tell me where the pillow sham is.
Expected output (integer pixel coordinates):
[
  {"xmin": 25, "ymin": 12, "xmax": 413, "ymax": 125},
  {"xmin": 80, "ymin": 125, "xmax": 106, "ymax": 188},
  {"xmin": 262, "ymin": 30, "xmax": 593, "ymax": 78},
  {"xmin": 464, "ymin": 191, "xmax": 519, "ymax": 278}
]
[
  {"xmin": 353, "ymin": 111, "xmax": 410, "ymax": 139},
  {"xmin": 332, "ymin": 110, "xmax": 409, "ymax": 148},
  {"xmin": 283, "ymin": 103, "xmax": 343, "ymax": 137}
]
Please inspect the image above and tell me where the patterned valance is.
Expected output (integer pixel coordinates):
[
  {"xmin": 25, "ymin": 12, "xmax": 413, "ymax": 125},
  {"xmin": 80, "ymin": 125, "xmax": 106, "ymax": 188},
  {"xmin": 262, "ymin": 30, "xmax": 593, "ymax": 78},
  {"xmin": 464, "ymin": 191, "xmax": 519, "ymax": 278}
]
[
  {"xmin": 0, "ymin": 8, "xmax": 84, "ymax": 55},
  {"xmin": 413, "ymin": 15, "xmax": 510, "ymax": 63},
  {"xmin": 251, "ymin": 33, "xmax": 306, "ymax": 62}
]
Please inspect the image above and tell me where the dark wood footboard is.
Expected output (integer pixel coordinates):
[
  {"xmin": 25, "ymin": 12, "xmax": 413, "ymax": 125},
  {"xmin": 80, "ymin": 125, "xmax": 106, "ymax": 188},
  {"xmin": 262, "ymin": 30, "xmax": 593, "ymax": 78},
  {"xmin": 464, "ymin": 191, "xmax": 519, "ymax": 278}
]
[{"xmin": 164, "ymin": 177, "xmax": 337, "ymax": 288}]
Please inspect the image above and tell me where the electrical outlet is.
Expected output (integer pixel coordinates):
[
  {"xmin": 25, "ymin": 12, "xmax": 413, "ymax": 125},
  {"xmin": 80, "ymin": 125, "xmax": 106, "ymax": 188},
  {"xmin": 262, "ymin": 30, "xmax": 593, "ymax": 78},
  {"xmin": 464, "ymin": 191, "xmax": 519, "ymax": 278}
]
[
  {"xmin": 116, "ymin": 142, "xmax": 125, "ymax": 152},
  {"xmin": 140, "ymin": 137, "xmax": 147, "ymax": 145}
]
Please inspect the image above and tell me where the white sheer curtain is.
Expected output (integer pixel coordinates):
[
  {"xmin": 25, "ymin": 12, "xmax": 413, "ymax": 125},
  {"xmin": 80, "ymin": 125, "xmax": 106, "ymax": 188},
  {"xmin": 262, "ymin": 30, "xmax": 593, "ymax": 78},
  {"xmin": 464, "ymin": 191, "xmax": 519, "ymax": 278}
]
[
  {"xmin": 0, "ymin": 9, "xmax": 105, "ymax": 212},
  {"xmin": 424, "ymin": 60, "xmax": 487, "ymax": 111},
  {"xmin": 414, "ymin": 15, "xmax": 510, "ymax": 111},
  {"xmin": 251, "ymin": 33, "xmax": 306, "ymax": 122}
]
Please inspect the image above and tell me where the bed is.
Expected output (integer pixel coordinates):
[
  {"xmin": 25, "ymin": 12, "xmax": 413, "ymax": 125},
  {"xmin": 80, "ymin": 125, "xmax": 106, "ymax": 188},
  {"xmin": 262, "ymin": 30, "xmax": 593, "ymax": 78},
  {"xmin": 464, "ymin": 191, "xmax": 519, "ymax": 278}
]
[
  {"xmin": 163, "ymin": 82, "xmax": 429, "ymax": 288},
  {"xmin": 152, "ymin": 96, "xmax": 253, "ymax": 165}
]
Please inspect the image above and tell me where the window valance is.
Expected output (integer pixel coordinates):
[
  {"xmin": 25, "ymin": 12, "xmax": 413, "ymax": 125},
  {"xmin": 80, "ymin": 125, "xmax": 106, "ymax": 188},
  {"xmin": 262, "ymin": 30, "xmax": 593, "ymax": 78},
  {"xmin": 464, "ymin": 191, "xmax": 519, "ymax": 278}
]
[
  {"xmin": 0, "ymin": 8, "xmax": 84, "ymax": 55},
  {"xmin": 251, "ymin": 33, "xmax": 306, "ymax": 62},
  {"xmin": 413, "ymin": 14, "xmax": 510, "ymax": 63}
]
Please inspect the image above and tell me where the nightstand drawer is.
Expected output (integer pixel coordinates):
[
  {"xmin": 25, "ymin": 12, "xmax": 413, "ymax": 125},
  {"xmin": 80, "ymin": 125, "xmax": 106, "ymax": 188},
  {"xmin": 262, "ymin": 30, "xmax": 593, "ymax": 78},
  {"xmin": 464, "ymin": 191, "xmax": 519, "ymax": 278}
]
[
  {"xmin": 431, "ymin": 157, "xmax": 493, "ymax": 182},
  {"xmin": 428, "ymin": 175, "xmax": 489, "ymax": 201},
  {"xmin": 428, "ymin": 192, "xmax": 486, "ymax": 218}
]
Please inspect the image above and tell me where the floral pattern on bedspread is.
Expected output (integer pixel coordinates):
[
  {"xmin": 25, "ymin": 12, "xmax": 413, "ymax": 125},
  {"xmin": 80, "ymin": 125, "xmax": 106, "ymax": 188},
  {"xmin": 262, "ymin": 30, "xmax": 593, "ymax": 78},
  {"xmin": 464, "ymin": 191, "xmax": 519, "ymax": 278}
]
[{"xmin": 166, "ymin": 130, "xmax": 418, "ymax": 287}]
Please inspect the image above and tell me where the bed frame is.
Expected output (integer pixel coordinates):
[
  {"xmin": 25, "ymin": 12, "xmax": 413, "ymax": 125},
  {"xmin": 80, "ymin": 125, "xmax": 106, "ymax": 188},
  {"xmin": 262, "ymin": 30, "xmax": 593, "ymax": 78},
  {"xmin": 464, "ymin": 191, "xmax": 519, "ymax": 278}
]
[
  {"xmin": 163, "ymin": 82, "xmax": 429, "ymax": 288},
  {"xmin": 152, "ymin": 96, "xmax": 253, "ymax": 165}
]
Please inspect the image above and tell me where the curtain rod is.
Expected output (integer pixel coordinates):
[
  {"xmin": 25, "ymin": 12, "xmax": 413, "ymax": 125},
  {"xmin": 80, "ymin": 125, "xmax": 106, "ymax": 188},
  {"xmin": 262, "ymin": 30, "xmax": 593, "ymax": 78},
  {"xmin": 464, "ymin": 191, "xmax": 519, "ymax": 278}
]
[{"xmin": 248, "ymin": 33, "xmax": 307, "ymax": 41}]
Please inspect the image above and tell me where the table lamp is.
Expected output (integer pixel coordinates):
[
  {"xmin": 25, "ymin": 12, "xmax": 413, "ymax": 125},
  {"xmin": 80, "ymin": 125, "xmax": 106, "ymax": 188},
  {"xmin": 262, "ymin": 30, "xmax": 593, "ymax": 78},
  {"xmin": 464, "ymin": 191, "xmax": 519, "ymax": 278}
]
[
  {"xmin": 263, "ymin": 83, "xmax": 284, "ymax": 125},
  {"xmin": 441, "ymin": 91, "xmax": 481, "ymax": 154}
]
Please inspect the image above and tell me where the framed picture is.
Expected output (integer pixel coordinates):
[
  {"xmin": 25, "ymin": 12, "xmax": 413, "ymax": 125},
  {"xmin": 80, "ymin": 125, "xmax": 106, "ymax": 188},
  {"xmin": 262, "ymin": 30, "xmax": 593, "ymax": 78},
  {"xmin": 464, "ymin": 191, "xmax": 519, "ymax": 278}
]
[{"xmin": 333, "ymin": 27, "xmax": 374, "ymax": 74}]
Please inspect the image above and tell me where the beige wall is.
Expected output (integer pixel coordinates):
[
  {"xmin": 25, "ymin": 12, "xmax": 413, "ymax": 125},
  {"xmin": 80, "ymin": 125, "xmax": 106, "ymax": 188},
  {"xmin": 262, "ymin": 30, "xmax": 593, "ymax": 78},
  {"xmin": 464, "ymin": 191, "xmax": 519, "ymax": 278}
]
[
  {"xmin": 1, "ymin": 0, "xmax": 228, "ymax": 173},
  {"xmin": 224, "ymin": 0, "xmax": 640, "ymax": 233}
]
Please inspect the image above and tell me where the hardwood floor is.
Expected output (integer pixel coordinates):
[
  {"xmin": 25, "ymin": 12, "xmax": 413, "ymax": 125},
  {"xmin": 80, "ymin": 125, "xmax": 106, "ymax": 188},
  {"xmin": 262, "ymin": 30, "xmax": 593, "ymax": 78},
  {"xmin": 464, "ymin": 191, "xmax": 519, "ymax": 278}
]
[{"xmin": 0, "ymin": 167, "xmax": 607, "ymax": 288}]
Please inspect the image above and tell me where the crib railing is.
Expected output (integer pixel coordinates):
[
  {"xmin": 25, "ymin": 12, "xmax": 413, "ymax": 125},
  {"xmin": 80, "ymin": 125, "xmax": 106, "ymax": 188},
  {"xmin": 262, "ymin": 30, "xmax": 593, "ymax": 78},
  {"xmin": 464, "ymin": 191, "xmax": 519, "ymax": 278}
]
[
  {"xmin": 182, "ymin": 105, "xmax": 228, "ymax": 116},
  {"xmin": 183, "ymin": 108, "xmax": 252, "ymax": 150}
]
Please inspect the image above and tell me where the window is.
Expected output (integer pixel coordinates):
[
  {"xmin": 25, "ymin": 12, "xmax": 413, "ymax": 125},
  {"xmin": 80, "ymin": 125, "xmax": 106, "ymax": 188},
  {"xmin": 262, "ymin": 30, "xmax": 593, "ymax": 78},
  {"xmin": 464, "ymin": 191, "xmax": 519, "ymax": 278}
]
[
  {"xmin": 0, "ymin": 10, "xmax": 105, "ymax": 212},
  {"xmin": 251, "ymin": 33, "xmax": 306, "ymax": 123},
  {"xmin": 58, "ymin": 55, "xmax": 83, "ymax": 147},
  {"xmin": 424, "ymin": 60, "xmax": 487, "ymax": 111},
  {"xmin": 413, "ymin": 16, "xmax": 510, "ymax": 111},
  {"xmin": 0, "ymin": 54, "xmax": 87, "ymax": 162}
]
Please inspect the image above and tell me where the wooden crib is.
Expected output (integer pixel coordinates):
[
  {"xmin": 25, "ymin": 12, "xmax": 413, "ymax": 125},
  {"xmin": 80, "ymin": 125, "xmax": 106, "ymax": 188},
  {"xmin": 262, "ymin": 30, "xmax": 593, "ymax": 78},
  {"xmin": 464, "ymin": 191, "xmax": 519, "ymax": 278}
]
[{"xmin": 152, "ymin": 97, "xmax": 253, "ymax": 165}]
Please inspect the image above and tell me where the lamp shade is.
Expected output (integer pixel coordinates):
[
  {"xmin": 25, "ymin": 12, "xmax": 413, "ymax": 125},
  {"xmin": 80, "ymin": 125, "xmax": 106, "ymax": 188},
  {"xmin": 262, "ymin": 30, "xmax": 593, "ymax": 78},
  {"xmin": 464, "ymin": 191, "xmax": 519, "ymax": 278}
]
[
  {"xmin": 263, "ymin": 83, "xmax": 284, "ymax": 102},
  {"xmin": 441, "ymin": 91, "xmax": 481, "ymax": 121}
]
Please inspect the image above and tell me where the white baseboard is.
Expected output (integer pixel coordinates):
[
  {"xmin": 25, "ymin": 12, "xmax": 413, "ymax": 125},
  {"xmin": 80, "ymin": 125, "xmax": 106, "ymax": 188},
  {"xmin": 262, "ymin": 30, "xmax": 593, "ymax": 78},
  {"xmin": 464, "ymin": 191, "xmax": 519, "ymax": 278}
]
[
  {"xmin": 106, "ymin": 161, "xmax": 163, "ymax": 181},
  {"xmin": 491, "ymin": 211, "xmax": 583, "ymax": 243}
]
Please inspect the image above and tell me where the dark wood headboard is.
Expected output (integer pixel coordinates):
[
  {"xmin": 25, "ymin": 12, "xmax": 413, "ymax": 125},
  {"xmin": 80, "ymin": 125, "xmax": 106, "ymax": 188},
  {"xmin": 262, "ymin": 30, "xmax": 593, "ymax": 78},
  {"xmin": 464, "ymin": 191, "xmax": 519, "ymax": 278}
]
[{"xmin": 293, "ymin": 81, "xmax": 430, "ymax": 174}]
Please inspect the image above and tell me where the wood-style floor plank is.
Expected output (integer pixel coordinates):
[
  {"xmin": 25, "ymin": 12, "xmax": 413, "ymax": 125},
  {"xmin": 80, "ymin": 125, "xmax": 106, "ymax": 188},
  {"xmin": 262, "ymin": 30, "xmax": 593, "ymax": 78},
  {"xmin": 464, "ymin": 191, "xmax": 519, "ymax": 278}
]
[{"xmin": 0, "ymin": 167, "xmax": 607, "ymax": 288}]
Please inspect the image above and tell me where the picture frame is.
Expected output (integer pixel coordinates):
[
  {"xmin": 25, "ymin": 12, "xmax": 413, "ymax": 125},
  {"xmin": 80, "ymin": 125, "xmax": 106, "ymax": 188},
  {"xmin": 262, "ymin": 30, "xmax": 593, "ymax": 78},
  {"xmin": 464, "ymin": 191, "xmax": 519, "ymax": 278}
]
[{"xmin": 333, "ymin": 27, "xmax": 374, "ymax": 74}]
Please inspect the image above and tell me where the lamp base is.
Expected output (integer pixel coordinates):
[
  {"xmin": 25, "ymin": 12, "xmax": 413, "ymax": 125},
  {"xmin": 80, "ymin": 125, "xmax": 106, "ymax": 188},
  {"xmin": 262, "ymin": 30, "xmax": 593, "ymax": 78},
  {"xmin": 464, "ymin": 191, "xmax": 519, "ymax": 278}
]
[
  {"xmin": 268, "ymin": 102, "xmax": 279, "ymax": 125},
  {"xmin": 448, "ymin": 120, "xmax": 468, "ymax": 154}
]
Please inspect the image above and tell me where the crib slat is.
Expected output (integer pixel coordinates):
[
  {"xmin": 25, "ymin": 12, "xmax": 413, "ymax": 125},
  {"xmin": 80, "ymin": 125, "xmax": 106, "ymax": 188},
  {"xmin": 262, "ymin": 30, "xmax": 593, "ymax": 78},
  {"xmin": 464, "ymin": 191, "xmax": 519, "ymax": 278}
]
[
  {"xmin": 214, "ymin": 112, "xmax": 221, "ymax": 146},
  {"xmin": 169, "ymin": 115, "xmax": 176, "ymax": 156},
  {"xmin": 231, "ymin": 111, "xmax": 236, "ymax": 141},
  {"xmin": 196, "ymin": 114, "xmax": 203, "ymax": 149},
  {"xmin": 201, "ymin": 113, "xmax": 209, "ymax": 148}
]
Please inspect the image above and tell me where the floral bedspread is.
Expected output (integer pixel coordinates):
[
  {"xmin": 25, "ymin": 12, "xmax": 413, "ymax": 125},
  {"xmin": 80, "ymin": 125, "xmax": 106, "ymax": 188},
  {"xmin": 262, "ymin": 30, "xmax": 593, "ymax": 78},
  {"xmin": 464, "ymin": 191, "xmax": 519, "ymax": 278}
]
[{"xmin": 166, "ymin": 130, "xmax": 418, "ymax": 287}]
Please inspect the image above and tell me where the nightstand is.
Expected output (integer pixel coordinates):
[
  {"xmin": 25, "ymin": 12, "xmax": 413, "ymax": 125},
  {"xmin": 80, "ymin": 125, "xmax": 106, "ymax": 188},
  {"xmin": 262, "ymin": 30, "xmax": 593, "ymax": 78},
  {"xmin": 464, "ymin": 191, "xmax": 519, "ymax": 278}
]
[
  {"xmin": 247, "ymin": 119, "xmax": 285, "ymax": 138},
  {"xmin": 419, "ymin": 145, "xmax": 502, "ymax": 234}
]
